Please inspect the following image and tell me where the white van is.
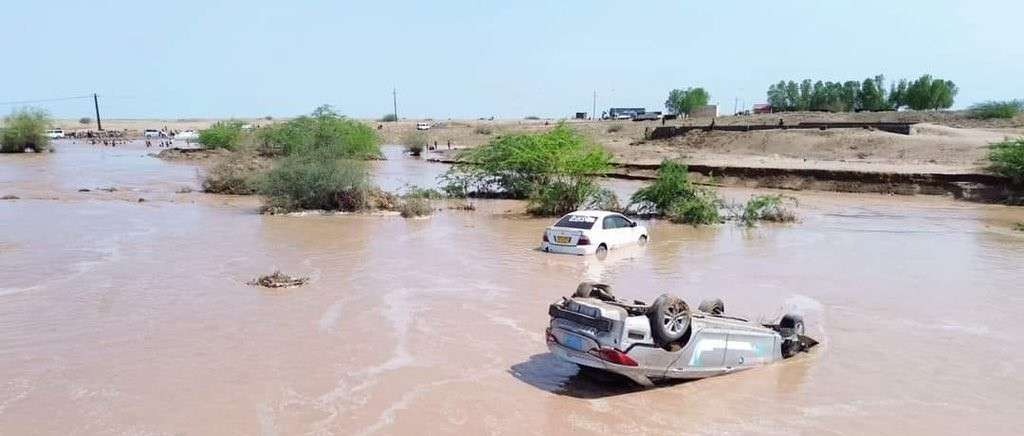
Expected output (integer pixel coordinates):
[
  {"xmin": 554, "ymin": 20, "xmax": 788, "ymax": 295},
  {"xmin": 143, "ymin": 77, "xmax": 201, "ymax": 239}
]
[{"xmin": 45, "ymin": 129, "xmax": 65, "ymax": 139}]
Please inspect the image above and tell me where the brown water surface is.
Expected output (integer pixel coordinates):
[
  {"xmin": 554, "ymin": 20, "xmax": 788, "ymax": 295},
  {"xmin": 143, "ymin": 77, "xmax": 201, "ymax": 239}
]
[{"xmin": 1, "ymin": 141, "xmax": 1023, "ymax": 435}]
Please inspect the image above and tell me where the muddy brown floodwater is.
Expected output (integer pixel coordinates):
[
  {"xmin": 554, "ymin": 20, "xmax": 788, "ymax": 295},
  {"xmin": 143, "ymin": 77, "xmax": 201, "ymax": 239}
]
[{"xmin": 1, "ymin": 141, "xmax": 1023, "ymax": 435}]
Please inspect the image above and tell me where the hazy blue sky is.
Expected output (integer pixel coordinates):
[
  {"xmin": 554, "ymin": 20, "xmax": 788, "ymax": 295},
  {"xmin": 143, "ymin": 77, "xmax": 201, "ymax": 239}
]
[{"xmin": 2, "ymin": 0, "xmax": 1022, "ymax": 119}]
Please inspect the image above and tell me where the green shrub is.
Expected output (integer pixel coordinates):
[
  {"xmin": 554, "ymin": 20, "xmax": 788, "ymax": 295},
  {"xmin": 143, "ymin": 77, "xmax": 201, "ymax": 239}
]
[
  {"xmin": 257, "ymin": 105, "xmax": 380, "ymax": 159},
  {"xmin": 630, "ymin": 160, "xmax": 697, "ymax": 215},
  {"xmin": 524, "ymin": 116, "xmax": 541, "ymax": 120},
  {"xmin": 1, "ymin": 108, "xmax": 52, "ymax": 153},
  {"xmin": 79, "ymin": 117, "xmax": 92, "ymax": 125},
  {"xmin": 398, "ymin": 197, "xmax": 433, "ymax": 218},
  {"xmin": 380, "ymin": 113, "xmax": 398, "ymax": 122},
  {"xmin": 667, "ymin": 192, "xmax": 721, "ymax": 225},
  {"xmin": 988, "ymin": 138, "xmax": 1024, "ymax": 183},
  {"xmin": 1014, "ymin": 222, "xmax": 1023, "ymax": 232},
  {"xmin": 442, "ymin": 123, "xmax": 612, "ymax": 198},
  {"xmin": 199, "ymin": 121, "xmax": 245, "ymax": 150},
  {"xmin": 526, "ymin": 181, "xmax": 619, "ymax": 216},
  {"xmin": 969, "ymin": 100, "xmax": 1023, "ymax": 120},
  {"xmin": 737, "ymin": 195, "xmax": 797, "ymax": 227},
  {"xmin": 473, "ymin": 125, "xmax": 493, "ymax": 135},
  {"xmin": 257, "ymin": 155, "xmax": 372, "ymax": 211},
  {"xmin": 607, "ymin": 123, "xmax": 624, "ymax": 133},
  {"xmin": 402, "ymin": 131, "xmax": 428, "ymax": 156}
]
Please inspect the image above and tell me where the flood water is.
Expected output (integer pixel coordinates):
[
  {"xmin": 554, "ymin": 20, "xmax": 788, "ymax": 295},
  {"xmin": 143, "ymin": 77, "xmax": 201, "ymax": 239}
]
[{"xmin": 1, "ymin": 142, "xmax": 1023, "ymax": 435}]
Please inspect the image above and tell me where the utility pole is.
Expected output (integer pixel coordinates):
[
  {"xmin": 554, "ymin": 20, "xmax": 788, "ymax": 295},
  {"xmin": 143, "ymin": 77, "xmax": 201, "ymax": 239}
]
[
  {"xmin": 392, "ymin": 87, "xmax": 398, "ymax": 121},
  {"xmin": 592, "ymin": 90, "xmax": 597, "ymax": 120},
  {"xmin": 733, "ymin": 97, "xmax": 738, "ymax": 116},
  {"xmin": 93, "ymin": 93, "xmax": 103, "ymax": 131}
]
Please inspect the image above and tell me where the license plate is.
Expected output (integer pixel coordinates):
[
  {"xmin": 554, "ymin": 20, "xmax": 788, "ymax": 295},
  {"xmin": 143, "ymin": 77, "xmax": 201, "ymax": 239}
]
[
  {"xmin": 564, "ymin": 334, "xmax": 586, "ymax": 351},
  {"xmin": 555, "ymin": 235, "xmax": 571, "ymax": 244}
]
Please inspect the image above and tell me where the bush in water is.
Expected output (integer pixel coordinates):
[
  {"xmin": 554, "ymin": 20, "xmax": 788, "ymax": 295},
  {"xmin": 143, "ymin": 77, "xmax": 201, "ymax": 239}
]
[
  {"xmin": 257, "ymin": 154, "xmax": 372, "ymax": 211},
  {"xmin": 736, "ymin": 195, "xmax": 797, "ymax": 227},
  {"xmin": 526, "ymin": 182, "xmax": 620, "ymax": 217},
  {"xmin": 199, "ymin": 120, "xmax": 245, "ymax": 150},
  {"xmin": 1, "ymin": 107, "xmax": 52, "ymax": 153},
  {"xmin": 442, "ymin": 122, "xmax": 612, "ymax": 199},
  {"xmin": 257, "ymin": 105, "xmax": 380, "ymax": 159}
]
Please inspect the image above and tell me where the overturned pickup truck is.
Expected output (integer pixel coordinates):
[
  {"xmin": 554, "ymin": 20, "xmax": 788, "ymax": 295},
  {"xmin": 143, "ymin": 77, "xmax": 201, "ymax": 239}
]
[{"xmin": 546, "ymin": 282, "xmax": 817, "ymax": 386}]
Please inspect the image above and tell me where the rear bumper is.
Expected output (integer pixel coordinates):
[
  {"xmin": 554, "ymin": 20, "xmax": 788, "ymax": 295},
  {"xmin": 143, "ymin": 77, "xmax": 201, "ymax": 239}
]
[
  {"xmin": 547, "ymin": 341, "xmax": 654, "ymax": 386},
  {"xmin": 541, "ymin": 242, "xmax": 596, "ymax": 255}
]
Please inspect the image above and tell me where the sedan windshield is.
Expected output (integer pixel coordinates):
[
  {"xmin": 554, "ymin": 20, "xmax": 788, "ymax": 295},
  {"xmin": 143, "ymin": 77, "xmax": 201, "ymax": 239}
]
[{"xmin": 554, "ymin": 214, "xmax": 597, "ymax": 229}]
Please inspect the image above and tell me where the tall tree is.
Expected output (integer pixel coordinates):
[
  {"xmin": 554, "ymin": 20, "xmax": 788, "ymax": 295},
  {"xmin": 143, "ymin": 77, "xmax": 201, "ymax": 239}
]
[{"xmin": 665, "ymin": 87, "xmax": 710, "ymax": 117}]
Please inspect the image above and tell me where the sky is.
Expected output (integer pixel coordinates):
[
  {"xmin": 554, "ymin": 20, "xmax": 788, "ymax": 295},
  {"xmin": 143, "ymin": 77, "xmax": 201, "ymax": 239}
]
[{"xmin": 2, "ymin": 0, "xmax": 1022, "ymax": 119}]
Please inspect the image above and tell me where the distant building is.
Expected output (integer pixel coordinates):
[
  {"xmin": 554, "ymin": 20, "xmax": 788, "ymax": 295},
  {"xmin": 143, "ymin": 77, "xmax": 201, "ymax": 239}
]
[
  {"xmin": 753, "ymin": 104, "xmax": 772, "ymax": 114},
  {"xmin": 689, "ymin": 105, "xmax": 718, "ymax": 118},
  {"xmin": 608, "ymin": 107, "xmax": 645, "ymax": 119},
  {"xmin": 574, "ymin": 112, "xmax": 587, "ymax": 119}
]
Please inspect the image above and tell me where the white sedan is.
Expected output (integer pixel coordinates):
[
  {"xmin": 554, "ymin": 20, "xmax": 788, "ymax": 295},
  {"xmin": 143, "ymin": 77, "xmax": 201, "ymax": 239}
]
[{"xmin": 541, "ymin": 211, "xmax": 648, "ymax": 256}]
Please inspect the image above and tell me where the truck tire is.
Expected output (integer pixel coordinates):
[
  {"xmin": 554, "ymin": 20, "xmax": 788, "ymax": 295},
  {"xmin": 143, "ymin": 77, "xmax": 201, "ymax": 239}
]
[
  {"xmin": 779, "ymin": 313, "xmax": 805, "ymax": 358},
  {"xmin": 648, "ymin": 294, "xmax": 690, "ymax": 348},
  {"xmin": 573, "ymin": 282, "xmax": 614, "ymax": 300},
  {"xmin": 698, "ymin": 298, "xmax": 725, "ymax": 315}
]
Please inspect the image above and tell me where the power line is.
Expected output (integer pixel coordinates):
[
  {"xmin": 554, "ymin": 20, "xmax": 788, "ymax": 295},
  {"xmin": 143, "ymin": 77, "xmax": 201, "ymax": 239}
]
[{"xmin": 0, "ymin": 94, "xmax": 94, "ymax": 106}]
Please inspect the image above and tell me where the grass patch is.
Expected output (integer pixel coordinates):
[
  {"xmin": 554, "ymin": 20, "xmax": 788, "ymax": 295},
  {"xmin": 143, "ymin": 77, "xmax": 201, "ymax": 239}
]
[
  {"xmin": 1014, "ymin": 222, "xmax": 1024, "ymax": 232},
  {"xmin": 969, "ymin": 100, "xmax": 1023, "ymax": 120},
  {"xmin": 988, "ymin": 138, "xmax": 1024, "ymax": 183},
  {"xmin": 1, "ymin": 108, "xmax": 52, "ymax": 153},
  {"xmin": 606, "ymin": 123, "xmax": 624, "ymax": 133},
  {"xmin": 474, "ymin": 125, "xmax": 493, "ymax": 135},
  {"xmin": 735, "ymin": 195, "xmax": 797, "ymax": 227},
  {"xmin": 199, "ymin": 120, "xmax": 245, "ymax": 150}
]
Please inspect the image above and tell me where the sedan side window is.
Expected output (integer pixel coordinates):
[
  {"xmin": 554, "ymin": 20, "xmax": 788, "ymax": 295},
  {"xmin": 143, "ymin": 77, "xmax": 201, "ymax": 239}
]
[
  {"xmin": 610, "ymin": 216, "xmax": 631, "ymax": 228},
  {"xmin": 602, "ymin": 216, "xmax": 617, "ymax": 230}
]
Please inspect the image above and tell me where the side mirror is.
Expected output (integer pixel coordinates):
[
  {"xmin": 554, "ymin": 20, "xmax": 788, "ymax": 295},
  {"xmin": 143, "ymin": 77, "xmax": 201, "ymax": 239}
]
[{"xmin": 630, "ymin": 221, "xmax": 637, "ymax": 227}]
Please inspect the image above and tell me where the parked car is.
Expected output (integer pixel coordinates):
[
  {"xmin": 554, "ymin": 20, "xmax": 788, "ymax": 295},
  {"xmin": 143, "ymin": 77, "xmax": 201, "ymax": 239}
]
[
  {"xmin": 143, "ymin": 129, "xmax": 162, "ymax": 138},
  {"xmin": 632, "ymin": 112, "xmax": 660, "ymax": 121},
  {"xmin": 541, "ymin": 211, "xmax": 648, "ymax": 256},
  {"xmin": 546, "ymin": 282, "xmax": 817, "ymax": 386},
  {"xmin": 415, "ymin": 122, "xmax": 432, "ymax": 131},
  {"xmin": 45, "ymin": 129, "xmax": 64, "ymax": 139}
]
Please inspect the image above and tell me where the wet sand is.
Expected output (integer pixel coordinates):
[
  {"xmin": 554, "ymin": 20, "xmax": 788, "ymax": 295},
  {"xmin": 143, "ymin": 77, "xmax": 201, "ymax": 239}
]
[{"xmin": 1, "ymin": 141, "xmax": 1023, "ymax": 435}]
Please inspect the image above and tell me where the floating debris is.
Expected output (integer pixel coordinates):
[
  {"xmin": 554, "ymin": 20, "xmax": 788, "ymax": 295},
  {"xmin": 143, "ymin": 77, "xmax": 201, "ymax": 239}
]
[
  {"xmin": 247, "ymin": 271, "xmax": 309, "ymax": 288},
  {"xmin": 1, "ymin": 195, "xmax": 18, "ymax": 200}
]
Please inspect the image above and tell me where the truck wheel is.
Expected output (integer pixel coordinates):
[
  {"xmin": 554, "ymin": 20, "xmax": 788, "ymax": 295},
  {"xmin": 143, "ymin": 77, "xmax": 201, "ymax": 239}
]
[
  {"xmin": 573, "ymin": 282, "xmax": 615, "ymax": 300},
  {"xmin": 648, "ymin": 294, "xmax": 690, "ymax": 348},
  {"xmin": 698, "ymin": 298, "xmax": 725, "ymax": 315},
  {"xmin": 779, "ymin": 313, "xmax": 805, "ymax": 358}
]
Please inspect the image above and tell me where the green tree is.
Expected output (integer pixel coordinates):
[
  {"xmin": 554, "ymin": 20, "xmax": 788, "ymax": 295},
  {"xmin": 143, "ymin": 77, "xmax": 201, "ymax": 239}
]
[
  {"xmin": 888, "ymin": 79, "xmax": 909, "ymax": 110},
  {"xmin": 905, "ymin": 75, "xmax": 957, "ymax": 110},
  {"xmin": 664, "ymin": 87, "xmax": 710, "ymax": 117},
  {"xmin": 1, "ymin": 107, "xmax": 52, "ymax": 153}
]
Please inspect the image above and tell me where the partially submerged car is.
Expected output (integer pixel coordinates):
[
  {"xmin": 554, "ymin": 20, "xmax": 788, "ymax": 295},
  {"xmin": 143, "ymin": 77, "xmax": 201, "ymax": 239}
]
[
  {"xmin": 546, "ymin": 282, "xmax": 817, "ymax": 386},
  {"xmin": 541, "ymin": 211, "xmax": 648, "ymax": 256}
]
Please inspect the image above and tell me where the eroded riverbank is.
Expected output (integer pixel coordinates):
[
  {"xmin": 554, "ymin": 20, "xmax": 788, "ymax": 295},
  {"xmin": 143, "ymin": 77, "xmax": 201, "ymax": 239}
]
[{"xmin": 1, "ymin": 141, "xmax": 1023, "ymax": 435}]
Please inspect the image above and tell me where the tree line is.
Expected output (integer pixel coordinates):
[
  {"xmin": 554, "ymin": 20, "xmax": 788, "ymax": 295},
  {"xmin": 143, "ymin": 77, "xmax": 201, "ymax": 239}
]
[{"xmin": 766, "ymin": 74, "xmax": 957, "ymax": 112}]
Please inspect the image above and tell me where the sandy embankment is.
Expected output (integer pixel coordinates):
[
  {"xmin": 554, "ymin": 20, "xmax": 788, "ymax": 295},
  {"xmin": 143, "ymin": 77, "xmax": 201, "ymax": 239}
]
[{"xmin": 64, "ymin": 110, "xmax": 1024, "ymax": 177}]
